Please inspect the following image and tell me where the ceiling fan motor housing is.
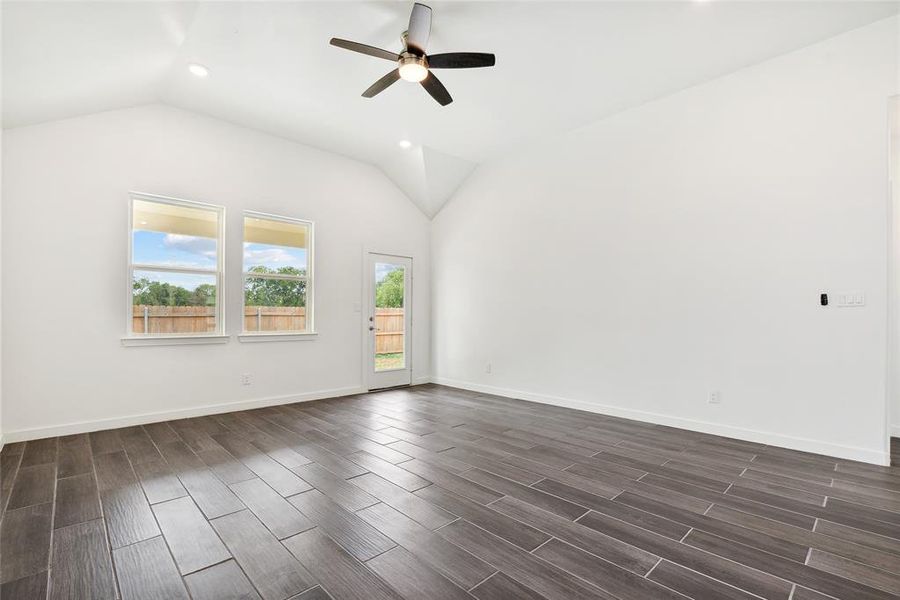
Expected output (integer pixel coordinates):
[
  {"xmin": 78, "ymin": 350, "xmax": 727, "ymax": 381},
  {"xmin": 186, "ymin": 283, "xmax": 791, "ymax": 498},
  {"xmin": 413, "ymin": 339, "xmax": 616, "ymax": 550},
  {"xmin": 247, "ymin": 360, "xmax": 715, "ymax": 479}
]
[
  {"xmin": 399, "ymin": 52, "xmax": 427, "ymax": 68},
  {"xmin": 401, "ymin": 31, "xmax": 424, "ymax": 56}
]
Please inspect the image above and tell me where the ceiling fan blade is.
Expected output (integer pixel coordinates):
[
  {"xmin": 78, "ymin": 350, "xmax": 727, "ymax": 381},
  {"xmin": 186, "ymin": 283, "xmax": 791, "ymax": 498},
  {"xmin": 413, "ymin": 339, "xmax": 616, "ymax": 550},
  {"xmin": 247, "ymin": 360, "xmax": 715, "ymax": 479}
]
[
  {"xmin": 362, "ymin": 70, "xmax": 401, "ymax": 98},
  {"xmin": 330, "ymin": 38, "xmax": 399, "ymax": 62},
  {"xmin": 406, "ymin": 3, "xmax": 432, "ymax": 54},
  {"xmin": 428, "ymin": 53, "xmax": 496, "ymax": 69},
  {"xmin": 421, "ymin": 71, "xmax": 452, "ymax": 106}
]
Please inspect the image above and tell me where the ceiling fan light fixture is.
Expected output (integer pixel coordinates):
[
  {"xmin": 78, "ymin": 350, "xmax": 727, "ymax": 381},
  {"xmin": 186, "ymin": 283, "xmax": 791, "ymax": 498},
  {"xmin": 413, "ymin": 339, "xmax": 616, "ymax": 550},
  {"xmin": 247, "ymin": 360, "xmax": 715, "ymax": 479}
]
[
  {"xmin": 329, "ymin": 3, "xmax": 495, "ymax": 106},
  {"xmin": 398, "ymin": 55, "xmax": 428, "ymax": 82}
]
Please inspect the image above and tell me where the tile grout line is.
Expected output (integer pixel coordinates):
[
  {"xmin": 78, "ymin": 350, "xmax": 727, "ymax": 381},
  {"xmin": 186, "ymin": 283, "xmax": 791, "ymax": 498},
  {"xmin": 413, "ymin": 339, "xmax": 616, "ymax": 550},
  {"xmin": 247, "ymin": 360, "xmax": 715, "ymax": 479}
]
[
  {"xmin": 644, "ymin": 557, "xmax": 663, "ymax": 578},
  {"xmin": 45, "ymin": 440, "xmax": 61, "ymax": 596},
  {"xmin": 120, "ymin": 433, "xmax": 190, "ymax": 599},
  {"xmin": 454, "ymin": 516, "xmax": 655, "ymax": 598},
  {"xmin": 86, "ymin": 436, "xmax": 123, "ymax": 600},
  {"xmin": 528, "ymin": 535, "xmax": 557, "ymax": 555},
  {"xmin": 482, "ymin": 472, "xmax": 787, "ymax": 591},
  {"xmin": 465, "ymin": 569, "xmax": 500, "ymax": 592},
  {"xmin": 0, "ymin": 447, "xmax": 25, "ymax": 518},
  {"xmin": 138, "ymin": 423, "xmax": 261, "ymax": 600},
  {"xmin": 360, "ymin": 540, "xmax": 400, "ymax": 564},
  {"xmin": 483, "ymin": 459, "xmax": 810, "ymax": 597}
]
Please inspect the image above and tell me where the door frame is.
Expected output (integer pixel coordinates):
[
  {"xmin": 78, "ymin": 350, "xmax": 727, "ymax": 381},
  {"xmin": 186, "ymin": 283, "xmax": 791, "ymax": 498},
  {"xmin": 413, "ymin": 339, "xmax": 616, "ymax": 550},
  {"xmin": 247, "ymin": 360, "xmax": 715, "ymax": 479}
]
[
  {"xmin": 362, "ymin": 249, "xmax": 413, "ymax": 390},
  {"xmin": 887, "ymin": 96, "xmax": 899, "ymax": 458}
]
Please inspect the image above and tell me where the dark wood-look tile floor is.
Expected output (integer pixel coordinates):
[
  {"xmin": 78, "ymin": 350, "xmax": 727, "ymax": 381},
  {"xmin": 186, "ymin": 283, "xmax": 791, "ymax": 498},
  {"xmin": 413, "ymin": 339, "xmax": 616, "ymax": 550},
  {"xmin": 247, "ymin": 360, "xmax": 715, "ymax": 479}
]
[{"xmin": 2, "ymin": 384, "xmax": 900, "ymax": 599}]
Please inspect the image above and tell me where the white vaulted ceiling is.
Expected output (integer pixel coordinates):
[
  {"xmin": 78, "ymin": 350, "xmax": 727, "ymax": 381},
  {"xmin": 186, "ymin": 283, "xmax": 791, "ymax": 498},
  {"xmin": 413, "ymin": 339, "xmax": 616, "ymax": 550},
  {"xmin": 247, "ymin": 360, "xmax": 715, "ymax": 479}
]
[{"xmin": 3, "ymin": 1, "xmax": 898, "ymax": 216}]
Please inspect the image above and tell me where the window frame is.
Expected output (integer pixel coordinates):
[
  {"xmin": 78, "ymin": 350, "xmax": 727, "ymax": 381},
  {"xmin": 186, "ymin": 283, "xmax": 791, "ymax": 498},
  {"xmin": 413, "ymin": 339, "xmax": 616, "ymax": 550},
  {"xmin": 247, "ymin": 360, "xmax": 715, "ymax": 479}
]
[
  {"xmin": 123, "ymin": 191, "xmax": 227, "ymax": 345},
  {"xmin": 239, "ymin": 210, "xmax": 316, "ymax": 340}
]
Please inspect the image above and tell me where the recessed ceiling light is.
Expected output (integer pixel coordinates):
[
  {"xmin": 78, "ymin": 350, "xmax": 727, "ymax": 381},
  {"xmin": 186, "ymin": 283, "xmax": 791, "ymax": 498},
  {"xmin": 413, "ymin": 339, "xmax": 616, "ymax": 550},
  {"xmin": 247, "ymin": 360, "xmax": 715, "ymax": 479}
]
[
  {"xmin": 188, "ymin": 63, "xmax": 209, "ymax": 78},
  {"xmin": 398, "ymin": 140, "xmax": 412, "ymax": 149}
]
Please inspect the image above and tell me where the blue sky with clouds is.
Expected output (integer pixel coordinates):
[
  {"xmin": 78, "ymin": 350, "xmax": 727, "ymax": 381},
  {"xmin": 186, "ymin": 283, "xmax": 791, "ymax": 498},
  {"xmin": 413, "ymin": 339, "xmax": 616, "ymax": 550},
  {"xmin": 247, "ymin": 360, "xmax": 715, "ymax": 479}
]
[
  {"xmin": 133, "ymin": 230, "xmax": 306, "ymax": 291},
  {"xmin": 375, "ymin": 262, "xmax": 403, "ymax": 283}
]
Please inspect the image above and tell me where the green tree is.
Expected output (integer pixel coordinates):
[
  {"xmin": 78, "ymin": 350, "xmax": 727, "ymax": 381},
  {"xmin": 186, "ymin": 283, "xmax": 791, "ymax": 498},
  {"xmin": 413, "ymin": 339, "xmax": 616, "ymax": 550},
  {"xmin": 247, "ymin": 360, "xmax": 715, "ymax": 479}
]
[
  {"xmin": 133, "ymin": 278, "xmax": 216, "ymax": 306},
  {"xmin": 191, "ymin": 283, "xmax": 217, "ymax": 307},
  {"xmin": 375, "ymin": 269, "xmax": 404, "ymax": 308},
  {"xmin": 244, "ymin": 266, "xmax": 306, "ymax": 307}
]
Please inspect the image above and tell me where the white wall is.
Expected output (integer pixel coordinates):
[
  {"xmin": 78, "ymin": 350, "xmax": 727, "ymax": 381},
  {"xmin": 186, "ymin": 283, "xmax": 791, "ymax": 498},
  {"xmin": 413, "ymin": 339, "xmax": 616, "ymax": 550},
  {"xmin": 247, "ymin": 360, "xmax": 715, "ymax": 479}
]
[
  {"xmin": 893, "ymin": 18, "xmax": 900, "ymax": 440},
  {"xmin": 433, "ymin": 18, "xmax": 898, "ymax": 464},
  {"xmin": 2, "ymin": 104, "xmax": 431, "ymax": 439},
  {"xmin": 1, "ymin": 9, "xmax": 5, "ymax": 448},
  {"xmin": 0, "ymin": 117, "xmax": 3, "ymax": 449},
  {"xmin": 892, "ymin": 117, "xmax": 900, "ymax": 440}
]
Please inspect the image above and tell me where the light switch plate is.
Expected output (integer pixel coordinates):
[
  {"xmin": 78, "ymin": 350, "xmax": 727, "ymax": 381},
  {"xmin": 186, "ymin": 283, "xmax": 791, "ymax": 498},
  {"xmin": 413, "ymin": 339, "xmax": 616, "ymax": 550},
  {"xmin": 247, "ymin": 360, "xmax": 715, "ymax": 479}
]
[{"xmin": 836, "ymin": 291, "xmax": 865, "ymax": 307}]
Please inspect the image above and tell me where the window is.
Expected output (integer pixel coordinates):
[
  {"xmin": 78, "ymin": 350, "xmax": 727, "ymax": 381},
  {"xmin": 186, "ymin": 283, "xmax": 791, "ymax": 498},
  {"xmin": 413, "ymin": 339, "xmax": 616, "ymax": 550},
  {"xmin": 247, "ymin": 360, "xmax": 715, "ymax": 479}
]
[
  {"xmin": 242, "ymin": 212, "xmax": 313, "ymax": 335},
  {"xmin": 128, "ymin": 193, "xmax": 225, "ymax": 339}
]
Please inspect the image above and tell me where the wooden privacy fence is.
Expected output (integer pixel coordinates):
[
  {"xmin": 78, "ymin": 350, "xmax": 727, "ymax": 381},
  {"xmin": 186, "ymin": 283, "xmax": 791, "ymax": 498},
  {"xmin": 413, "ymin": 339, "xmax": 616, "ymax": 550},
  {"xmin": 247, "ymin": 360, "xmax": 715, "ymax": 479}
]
[
  {"xmin": 374, "ymin": 308, "xmax": 404, "ymax": 354},
  {"xmin": 132, "ymin": 305, "xmax": 405, "ymax": 352},
  {"xmin": 244, "ymin": 306, "xmax": 307, "ymax": 333},
  {"xmin": 132, "ymin": 305, "xmax": 216, "ymax": 335}
]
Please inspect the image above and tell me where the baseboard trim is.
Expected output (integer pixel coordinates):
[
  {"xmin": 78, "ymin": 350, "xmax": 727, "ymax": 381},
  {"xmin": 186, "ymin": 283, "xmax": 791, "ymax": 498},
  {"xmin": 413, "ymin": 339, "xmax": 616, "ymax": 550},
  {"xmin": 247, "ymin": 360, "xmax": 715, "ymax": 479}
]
[
  {"xmin": 432, "ymin": 377, "xmax": 890, "ymax": 466},
  {"xmin": 3, "ymin": 377, "xmax": 887, "ymax": 464},
  {"xmin": 891, "ymin": 424, "xmax": 900, "ymax": 438},
  {"xmin": 1, "ymin": 385, "xmax": 367, "ymax": 444}
]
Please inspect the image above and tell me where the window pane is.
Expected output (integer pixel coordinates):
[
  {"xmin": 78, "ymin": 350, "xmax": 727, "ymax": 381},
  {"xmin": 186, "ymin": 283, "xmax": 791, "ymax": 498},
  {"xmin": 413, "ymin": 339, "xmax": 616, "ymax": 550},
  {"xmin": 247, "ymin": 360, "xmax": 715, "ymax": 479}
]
[
  {"xmin": 244, "ymin": 276, "xmax": 307, "ymax": 332},
  {"xmin": 243, "ymin": 216, "xmax": 308, "ymax": 277},
  {"xmin": 374, "ymin": 263, "xmax": 405, "ymax": 370},
  {"xmin": 132, "ymin": 270, "xmax": 217, "ymax": 334},
  {"xmin": 375, "ymin": 263, "xmax": 405, "ymax": 309},
  {"xmin": 133, "ymin": 199, "xmax": 218, "ymax": 269}
]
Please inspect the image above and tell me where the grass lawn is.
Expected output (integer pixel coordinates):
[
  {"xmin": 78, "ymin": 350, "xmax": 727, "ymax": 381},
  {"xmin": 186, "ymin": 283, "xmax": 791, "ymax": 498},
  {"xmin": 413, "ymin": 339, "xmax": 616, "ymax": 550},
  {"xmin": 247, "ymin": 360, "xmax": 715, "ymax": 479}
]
[{"xmin": 375, "ymin": 352, "xmax": 404, "ymax": 370}]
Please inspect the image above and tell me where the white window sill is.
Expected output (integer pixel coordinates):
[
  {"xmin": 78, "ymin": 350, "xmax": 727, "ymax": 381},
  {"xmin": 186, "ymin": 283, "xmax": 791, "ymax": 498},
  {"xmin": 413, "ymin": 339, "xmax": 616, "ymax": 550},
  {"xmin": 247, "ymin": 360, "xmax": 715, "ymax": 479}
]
[
  {"xmin": 238, "ymin": 332, "xmax": 318, "ymax": 343},
  {"xmin": 121, "ymin": 334, "xmax": 230, "ymax": 347}
]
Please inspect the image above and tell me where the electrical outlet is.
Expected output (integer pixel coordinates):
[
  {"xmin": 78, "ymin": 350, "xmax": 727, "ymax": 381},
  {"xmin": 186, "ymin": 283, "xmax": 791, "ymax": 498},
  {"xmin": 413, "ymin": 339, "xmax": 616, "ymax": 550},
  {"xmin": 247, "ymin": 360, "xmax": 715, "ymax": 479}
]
[
  {"xmin": 708, "ymin": 391, "xmax": 720, "ymax": 404},
  {"xmin": 241, "ymin": 373, "xmax": 252, "ymax": 386},
  {"xmin": 485, "ymin": 362, "xmax": 492, "ymax": 374}
]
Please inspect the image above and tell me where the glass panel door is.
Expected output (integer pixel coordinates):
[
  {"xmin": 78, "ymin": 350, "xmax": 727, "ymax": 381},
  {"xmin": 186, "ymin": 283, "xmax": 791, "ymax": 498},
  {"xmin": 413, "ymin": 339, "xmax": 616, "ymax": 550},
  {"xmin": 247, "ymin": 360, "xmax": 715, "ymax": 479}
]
[{"xmin": 366, "ymin": 253, "xmax": 412, "ymax": 389}]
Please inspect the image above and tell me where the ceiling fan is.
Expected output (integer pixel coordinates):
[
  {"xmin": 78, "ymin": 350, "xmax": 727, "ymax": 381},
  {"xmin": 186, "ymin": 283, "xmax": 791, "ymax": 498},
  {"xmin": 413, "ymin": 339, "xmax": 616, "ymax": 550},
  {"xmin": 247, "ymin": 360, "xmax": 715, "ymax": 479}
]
[{"xmin": 329, "ymin": 3, "xmax": 495, "ymax": 106}]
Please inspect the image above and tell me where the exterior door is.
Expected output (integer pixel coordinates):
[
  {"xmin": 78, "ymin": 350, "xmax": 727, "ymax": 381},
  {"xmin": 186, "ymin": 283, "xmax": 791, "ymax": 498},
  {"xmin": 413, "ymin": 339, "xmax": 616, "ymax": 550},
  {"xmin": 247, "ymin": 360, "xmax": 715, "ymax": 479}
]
[{"xmin": 366, "ymin": 253, "xmax": 412, "ymax": 390}]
